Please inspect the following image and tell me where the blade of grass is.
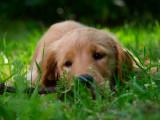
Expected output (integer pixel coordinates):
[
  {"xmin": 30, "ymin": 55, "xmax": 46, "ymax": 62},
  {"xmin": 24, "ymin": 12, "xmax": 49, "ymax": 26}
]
[{"xmin": 126, "ymin": 48, "xmax": 150, "ymax": 78}]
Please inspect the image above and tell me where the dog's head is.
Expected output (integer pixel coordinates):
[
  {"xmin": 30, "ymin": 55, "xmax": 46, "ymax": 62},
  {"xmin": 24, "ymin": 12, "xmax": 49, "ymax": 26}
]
[{"xmin": 41, "ymin": 28, "xmax": 133, "ymax": 89}]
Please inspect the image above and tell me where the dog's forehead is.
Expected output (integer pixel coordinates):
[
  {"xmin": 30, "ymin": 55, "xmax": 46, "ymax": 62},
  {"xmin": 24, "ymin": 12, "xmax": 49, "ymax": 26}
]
[
  {"xmin": 61, "ymin": 28, "xmax": 109, "ymax": 45},
  {"xmin": 54, "ymin": 28, "xmax": 115, "ymax": 57}
]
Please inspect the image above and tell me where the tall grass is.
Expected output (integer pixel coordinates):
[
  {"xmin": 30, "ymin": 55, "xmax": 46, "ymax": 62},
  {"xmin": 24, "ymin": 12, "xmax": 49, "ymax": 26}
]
[{"xmin": 0, "ymin": 21, "xmax": 160, "ymax": 120}]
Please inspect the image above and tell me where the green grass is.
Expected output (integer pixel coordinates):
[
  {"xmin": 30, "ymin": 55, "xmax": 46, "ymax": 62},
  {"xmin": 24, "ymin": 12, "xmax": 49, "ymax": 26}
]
[{"xmin": 0, "ymin": 20, "xmax": 160, "ymax": 120}]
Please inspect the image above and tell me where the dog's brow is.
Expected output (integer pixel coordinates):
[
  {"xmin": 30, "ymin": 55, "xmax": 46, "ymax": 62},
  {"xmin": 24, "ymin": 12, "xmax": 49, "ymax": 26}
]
[{"xmin": 64, "ymin": 51, "xmax": 75, "ymax": 60}]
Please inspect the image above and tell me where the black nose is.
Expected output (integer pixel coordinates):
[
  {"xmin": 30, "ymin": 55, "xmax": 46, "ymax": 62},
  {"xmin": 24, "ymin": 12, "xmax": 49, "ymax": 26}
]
[{"xmin": 76, "ymin": 75, "xmax": 94, "ymax": 88}]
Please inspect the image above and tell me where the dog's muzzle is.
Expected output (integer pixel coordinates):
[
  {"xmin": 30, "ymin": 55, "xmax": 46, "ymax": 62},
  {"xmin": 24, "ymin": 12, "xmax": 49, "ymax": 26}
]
[{"xmin": 76, "ymin": 75, "xmax": 94, "ymax": 88}]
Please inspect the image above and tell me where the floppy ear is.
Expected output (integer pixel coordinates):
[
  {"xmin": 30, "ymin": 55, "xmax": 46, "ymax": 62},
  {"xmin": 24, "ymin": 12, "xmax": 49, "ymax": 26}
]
[
  {"xmin": 40, "ymin": 51, "xmax": 59, "ymax": 87},
  {"xmin": 115, "ymin": 44, "xmax": 133, "ymax": 83}
]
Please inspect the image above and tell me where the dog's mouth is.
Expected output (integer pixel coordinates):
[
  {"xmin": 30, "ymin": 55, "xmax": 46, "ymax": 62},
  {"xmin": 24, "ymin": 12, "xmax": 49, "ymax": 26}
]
[
  {"xmin": 44, "ymin": 74, "xmax": 94, "ymax": 88},
  {"xmin": 44, "ymin": 75, "xmax": 96, "ymax": 99},
  {"xmin": 44, "ymin": 79, "xmax": 57, "ymax": 88}
]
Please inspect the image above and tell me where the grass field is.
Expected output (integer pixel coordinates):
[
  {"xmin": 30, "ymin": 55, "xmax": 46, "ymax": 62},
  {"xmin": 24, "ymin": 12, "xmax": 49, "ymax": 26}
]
[{"xmin": 0, "ymin": 20, "xmax": 160, "ymax": 120}]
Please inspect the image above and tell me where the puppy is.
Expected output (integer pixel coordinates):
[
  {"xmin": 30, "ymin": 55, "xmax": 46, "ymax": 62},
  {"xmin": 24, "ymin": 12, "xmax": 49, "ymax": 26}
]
[{"xmin": 27, "ymin": 21, "xmax": 138, "ymax": 90}]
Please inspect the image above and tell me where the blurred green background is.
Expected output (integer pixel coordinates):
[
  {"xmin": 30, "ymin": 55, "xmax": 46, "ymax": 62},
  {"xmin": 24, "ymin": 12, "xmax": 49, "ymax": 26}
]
[{"xmin": 1, "ymin": 0, "xmax": 160, "ymax": 26}]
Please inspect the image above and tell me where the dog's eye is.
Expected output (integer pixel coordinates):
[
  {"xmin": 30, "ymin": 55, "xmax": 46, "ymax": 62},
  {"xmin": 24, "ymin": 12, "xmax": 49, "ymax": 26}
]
[
  {"xmin": 93, "ymin": 53, "xmax": 105, "ymax": 60},
  {"xmin": 64, "ymin": 61, "xmax": 72, "ymax": 67}
]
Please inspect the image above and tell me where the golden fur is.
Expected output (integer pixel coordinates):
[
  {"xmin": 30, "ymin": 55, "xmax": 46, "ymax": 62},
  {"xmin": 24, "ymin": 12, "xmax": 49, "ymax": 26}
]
[{"xmin": 28, "ymin": 21, "xmax": 142, "ymax": 89}]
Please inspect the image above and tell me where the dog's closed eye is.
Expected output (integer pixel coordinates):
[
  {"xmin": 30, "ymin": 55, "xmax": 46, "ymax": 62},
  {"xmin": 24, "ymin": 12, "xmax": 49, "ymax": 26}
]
[{"xmin": 93, "ymin": 53, "xmax": 105, "ymax": 60}]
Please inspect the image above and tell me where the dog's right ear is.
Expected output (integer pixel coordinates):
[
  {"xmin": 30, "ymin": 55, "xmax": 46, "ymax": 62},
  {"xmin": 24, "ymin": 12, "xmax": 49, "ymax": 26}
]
[
  {"xmin": 114, "ymin": 44, "xmax": 133, "ymax": 83},
  {"xmin": 40, "ymin": 51, "xmax": 59, "ymax": 87}
]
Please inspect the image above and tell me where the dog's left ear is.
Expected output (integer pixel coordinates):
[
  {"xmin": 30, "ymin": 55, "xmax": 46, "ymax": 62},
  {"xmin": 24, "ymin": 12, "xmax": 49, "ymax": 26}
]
[
  {"xmin": 114, "ymin": 44, "xmax": 133, "ymax": 83},
  {"xmin": 40, "ymin": 51, "xmax": 59, "ymax": 87}
]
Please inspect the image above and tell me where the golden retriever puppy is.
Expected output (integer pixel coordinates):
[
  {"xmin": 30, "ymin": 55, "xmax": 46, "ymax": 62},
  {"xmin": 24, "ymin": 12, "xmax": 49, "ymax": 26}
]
[{"xmin": 27, "ymin": 21, "xmax": 138, "ymax": 90}]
